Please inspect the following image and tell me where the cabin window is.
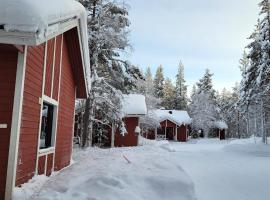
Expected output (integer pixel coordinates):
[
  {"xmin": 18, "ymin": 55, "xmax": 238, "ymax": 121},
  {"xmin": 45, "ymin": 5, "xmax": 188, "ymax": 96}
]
[{"xmin": 40, "ymin": 102, "xmax": 56, "ymax": 149}]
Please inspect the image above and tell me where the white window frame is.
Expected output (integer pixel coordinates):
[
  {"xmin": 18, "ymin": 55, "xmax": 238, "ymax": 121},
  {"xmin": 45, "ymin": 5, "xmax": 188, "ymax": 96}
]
[{"xmin": 38, "ymin": 95, "xmax": 58, "ymax": 154}]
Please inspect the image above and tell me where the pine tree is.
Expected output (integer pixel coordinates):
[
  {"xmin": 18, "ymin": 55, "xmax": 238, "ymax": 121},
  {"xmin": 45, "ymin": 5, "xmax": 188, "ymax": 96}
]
[
  {"xmin": 239, "ymin": 1, "xmax": 270, "ymax": 143},
  {"xmin": 154, "ymin": 65, "xmax": 165, "ymax": 99},
  {"xmin": 189, "ymin": 92, "xmax": 219, "ymax": 137},
  {"xmin": 162, "ymin": 78, "xmax": 175, "ymax": 109},
  {"xmin": 174, "ymin": 61, "xmax": 188, "ymax": 110},
  {"xmin": 79, "ymin": 0, "xmax": 142, "ymax": 147},
  {"xmin": 191, "ymin": 85, "xmax": 197, "ymax": 98},
  {"xmin": 145, "ymin": 66, "xmax": 152, "ymax": 80},
  {"xmin": 134, "ymin": 67, "xmax": 160, "ymax": 130},
  {"xmin": 239, "ymin": 51, "xmax": 249, "ymax": 76},
  {"xmin": 196, "ymin": 69, "xmax": 216, "ymax": 99}
]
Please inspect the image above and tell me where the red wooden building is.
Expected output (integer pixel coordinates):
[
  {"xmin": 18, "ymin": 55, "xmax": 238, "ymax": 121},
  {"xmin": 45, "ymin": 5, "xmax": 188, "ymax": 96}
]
[
  {"xmin": 155, "ymin": 110, "xmax": 192, "ymax": 142},
  {"xmin": 214, "ymin": 121, "xmax": 228, "ymax": 140},
  {"xmin": 112, "ymin": 94, "xmax": 147, "ymax": 147},
  {"xmin": 0, "ymin": 1, "xmax": 89, "ymax": 199}
]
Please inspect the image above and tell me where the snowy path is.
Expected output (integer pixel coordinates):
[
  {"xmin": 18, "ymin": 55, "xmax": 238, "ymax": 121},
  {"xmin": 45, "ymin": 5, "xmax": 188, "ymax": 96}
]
[
  {"xmin": 14, "ymin": 138, "xmax": 270, "ymax": 200},
  {"xmin": 168, "ymin": 139, "xmax": 270, "ymax": 200}
]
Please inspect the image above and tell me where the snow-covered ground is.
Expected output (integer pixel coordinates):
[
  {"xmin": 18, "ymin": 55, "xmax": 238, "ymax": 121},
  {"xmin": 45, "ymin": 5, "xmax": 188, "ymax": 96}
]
[{"xmin": 14, "ymin": 137, "xmax": 270, "ymax": 200}]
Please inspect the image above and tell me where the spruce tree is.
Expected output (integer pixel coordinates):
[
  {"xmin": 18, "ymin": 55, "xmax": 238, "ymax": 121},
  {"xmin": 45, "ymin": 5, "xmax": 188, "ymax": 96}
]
[
  {"xmin": 79, "ymin": 0, "xmax": 142, "ymax": 147},
  {"xmin": 154, "ymin": 65, "xmax": 165, "ymax": 99},
  {"xmin": 196, "ymin": 69, "xmax": 216, "ymax": 99},
  {"xmin": 174, "ymin": 61, "xmax": 188, "ymax": 110},
  {"xmin": 163, "ymin": 78, "xmax": 175, "ymax": 109},
  {"xmin": 239, "ymin": 51, "xmax": 249, "ymax": 76}
]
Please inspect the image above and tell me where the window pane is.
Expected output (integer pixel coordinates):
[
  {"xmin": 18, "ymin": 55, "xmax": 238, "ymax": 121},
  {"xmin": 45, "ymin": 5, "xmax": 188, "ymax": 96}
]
[{"xmin": 40, "ymin": 103, "xmax": 54, "ymax": 149}]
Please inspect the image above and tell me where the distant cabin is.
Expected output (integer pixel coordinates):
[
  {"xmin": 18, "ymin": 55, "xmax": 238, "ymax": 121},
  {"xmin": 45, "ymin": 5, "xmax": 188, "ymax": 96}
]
[
  {"xmin": 155, "ymin": 110, "xmax": 192, "ymax": 142},
  {"xmin": 214, "ymin": 121, "xmax": 228, "ymax": 140},
  {"xmin": 0, "ymin": 1, "xmax": 89, "ymax": 199},
  {"xmin": 112, "ymin": 94, "xmax": 147, "ymax": 147}
]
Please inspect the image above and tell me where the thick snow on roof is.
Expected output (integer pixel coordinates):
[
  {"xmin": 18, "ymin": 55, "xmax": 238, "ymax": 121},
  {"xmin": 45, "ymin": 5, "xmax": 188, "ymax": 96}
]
[
  {"xmin": 0, "ymin": 0, "xmax": 85, "ymax": 36},
  {"xmin": 214, "ymin": 121, "xmax": 228, "ymax": 130},
  {"xmin": 0, "ymin": 0, "xmax": 91, "ymax": 93},
  {"xmin": 122, "ymin": 94, "xmax": 147, "ymax": 116},
  {"xmin": 155, "ymin": 110, "xmax": 192, "ymax": 126}
]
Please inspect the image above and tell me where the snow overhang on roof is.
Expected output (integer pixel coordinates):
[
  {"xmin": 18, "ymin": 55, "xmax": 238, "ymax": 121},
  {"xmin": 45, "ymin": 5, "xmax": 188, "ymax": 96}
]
[
  {"xmin": 122, "ymin": 94, "xmax": 147, "ymax": 117},
  {"xmin": 0, "ymin": 0, "xmax": 91, "ymax": 97},
  {"xmin": 155, "ymin": 109, "xmax": 192, "ymax": 126},
  {"xmin": 214, "ymin": 121, "xmax": 228, "ymax": 130}
]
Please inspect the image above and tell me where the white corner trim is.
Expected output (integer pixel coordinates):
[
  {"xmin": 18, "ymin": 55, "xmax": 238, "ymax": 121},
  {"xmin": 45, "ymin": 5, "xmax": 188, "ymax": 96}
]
[
  {"xmin": 5, "ymin": 46, "xmax": 28, "ymax": 200},
  {"xmin": 52, "ymin": 34, "xmax": 64, "ymax": 171},
  {"xmin": 50, "ymin": 38, "xmax": 57, "ymax": 98},
  {"xmin": 76, "ymin": 20, "xmax": 89, "ymax": 97},
  {"xmin": 35, "ymin": 41, "xmax": 48, "ymax": 175}
]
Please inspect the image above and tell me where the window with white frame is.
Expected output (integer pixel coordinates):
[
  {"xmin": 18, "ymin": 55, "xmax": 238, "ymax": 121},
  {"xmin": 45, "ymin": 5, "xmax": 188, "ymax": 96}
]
[{"xmin": 40, "ymin": 102, "xmax": 56, "ymax": 149}]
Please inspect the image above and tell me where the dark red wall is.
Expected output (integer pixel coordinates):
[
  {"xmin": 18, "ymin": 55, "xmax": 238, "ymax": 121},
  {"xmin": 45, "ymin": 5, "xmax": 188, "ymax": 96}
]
[
  {"xmin": 144, "ymin": 129, "xmax": 155, "ymax": 140},
  {"xmin": 44, "ymin": 38, "xmax": 55, "ymax": 97},
  {"xmin": 16, "ymin": 44, "xmax": 45, "ymax": 185},
  {"xmin": 220, "ymin": 130, "xmax": 226, "ymax": 140},
  {"xmin": 0, "ymin": 44, "xmax": 18, "ymax": 200},
  {"xmin": 17, "ymin": 34, "xmax": 75, "ymax": 185},
  {"xmin": 114, "ymin": 117, "xmax": 139, "ymax": 147},
  {"xmin": 54, "ymin": 34, "xmax": 76, "ymax": 170},
  {"xmin": 160, "ymin": 120, "xmax": 187, "ymax": 142},
  {"xmin": 177, "ymin": 125, "xmax": 187, "ymax": 142}
]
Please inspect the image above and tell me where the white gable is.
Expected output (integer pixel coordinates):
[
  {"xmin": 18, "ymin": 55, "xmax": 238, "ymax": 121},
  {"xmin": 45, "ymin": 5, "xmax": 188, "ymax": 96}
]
[
  {"xmin": 155, "ymin": 109, "xmax": 192, "ymax": 126},
  {"xmin": 122, "ymin": 94, "xmax": 147, "ymax": 116}
]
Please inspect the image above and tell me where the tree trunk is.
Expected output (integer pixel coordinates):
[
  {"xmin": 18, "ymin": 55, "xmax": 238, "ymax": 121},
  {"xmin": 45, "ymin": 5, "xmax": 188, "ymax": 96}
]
[
  {"xmin": 81, "ymin": 0, "xmax": 97, "ymax": 148},
  {"xmin": 111, "ymin": 123, "xmax": 115, "ymax": 148},
  {"xmin": 82, "ymin": 98, "xmax": 91, "ymax": 147}
]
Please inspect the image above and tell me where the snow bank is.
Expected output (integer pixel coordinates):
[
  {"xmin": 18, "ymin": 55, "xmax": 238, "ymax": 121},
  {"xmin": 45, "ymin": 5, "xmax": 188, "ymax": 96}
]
[
  {"xmin": 155, "ymin": 109, "xmax": 192, "ymax": 125},
  {"xmin": 13, "ymin": 175, "xmax": 49, "ymax": 200},
  {"xmin": 138, "ymin": 135, "xmax": 169, "ymax": 146},
  {"xmin": 122, "ymin": 94, "xmax": 147, "ymax": 116},
  {"xmin": 24, "ymin": 146, "xmax": 196, "ymax": 200},
  {"xmin": 214, "ymin": 120, "xmax": 228, "ymax": 130}
]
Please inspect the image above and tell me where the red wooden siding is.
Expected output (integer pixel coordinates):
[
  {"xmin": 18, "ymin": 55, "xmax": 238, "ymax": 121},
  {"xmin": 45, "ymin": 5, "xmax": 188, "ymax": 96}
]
[
  {"xmin": 46, "ymin": 153, "xmax": 54, "ymax": 176},
  {"xmin": 52, "ymin": 35, "xmax": 62, "ymax": 100},
  {"xmin": 177, "ymin": 125, "xmax": 187, "ymax": 142},
  {"xmin": 65, "ymin": 28, "xmax": 87, "ymax": 98},
  {"xmin": 160, "ymin": 120, "xmax": 187, "ymax": 142},
  {"xmin": 44, "ymin": 38, "xmax": 55, "ymax": 97},
  {"xmin": 16, "ymin": 45, "xmax": 45, "ymax": 185},
  {"xmin": 0, "ymin": 44, "xmax": 18, "ymax": 200},
  {"xmin": 219, "ymin": 130, "xmax": 225, "ymax": 140},
  {"xmin": 115, "ymin": 117, "xmax": 139, "ymax": 147},
  {"xmin": 54, "ymin": 35, "xmax": 76, "ymax": 170},
  {"xmin": 143, "ymin": 129, "xmax": 155, "ymax": 140},
  {"xmin": 38, "ymin": 156, "xmax": 46, "ymax": 175}
]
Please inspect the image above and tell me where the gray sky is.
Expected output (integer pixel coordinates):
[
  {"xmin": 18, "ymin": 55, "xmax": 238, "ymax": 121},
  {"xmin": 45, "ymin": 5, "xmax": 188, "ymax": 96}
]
[{"xmin": 126, "ymin": 0, "xmax": 261, "ymax": 93}]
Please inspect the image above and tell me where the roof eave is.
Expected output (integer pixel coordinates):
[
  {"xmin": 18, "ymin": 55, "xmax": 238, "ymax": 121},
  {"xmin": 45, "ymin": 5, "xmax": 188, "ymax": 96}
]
[{"xmin": 0, "ymin": 17, "xmax": 89, "ymax": 98}]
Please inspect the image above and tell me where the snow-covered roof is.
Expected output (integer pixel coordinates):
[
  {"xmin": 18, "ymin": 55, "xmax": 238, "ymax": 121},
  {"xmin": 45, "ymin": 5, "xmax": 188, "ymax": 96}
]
[
  {"xmin": 155, "ymin": 110, "xmax": 192, "ymax": 126},
  {"xmin": 0, "ymin": 0, "xmax": 84, "ymax": 37},
  {"xmin": 122, "ymin": 94, "xmax": 147, "ymax": 116},
  {"xmin": 214, "ymin": 121, "xmax": 228, "ymax": 130},
  {"xmin": 0, "ymin": 0, "xmax": 91, "ymax": 94}
]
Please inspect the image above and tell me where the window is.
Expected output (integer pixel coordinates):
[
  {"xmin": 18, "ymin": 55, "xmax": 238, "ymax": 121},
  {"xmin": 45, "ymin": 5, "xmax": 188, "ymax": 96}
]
[{"xmin": 40, "ymin": 102, "xmax": 55, "ymax": 149}]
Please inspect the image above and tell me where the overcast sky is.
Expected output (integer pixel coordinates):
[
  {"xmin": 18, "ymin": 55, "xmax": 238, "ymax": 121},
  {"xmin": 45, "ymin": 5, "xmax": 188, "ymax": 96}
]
[{"xmin": 126, "ymin": 0, "xmax": 261, "ymax": 94}]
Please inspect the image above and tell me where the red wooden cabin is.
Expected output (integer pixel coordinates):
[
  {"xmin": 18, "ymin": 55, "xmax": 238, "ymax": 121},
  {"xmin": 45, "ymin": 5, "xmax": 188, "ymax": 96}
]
[
  {"xmin": 155, "ymin": 110, "xmax": 192, "ymax": 142},
  {"xmin": 0, "ymin": 1, "xmax": 89, "ymax": 199},
  {"xmin": 112, "ymin": 94, "xmax": 147, "ymax": 147},
  {"xmin": 214, "ymin": 121, "xmax": 228, "ymax": 140}
]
